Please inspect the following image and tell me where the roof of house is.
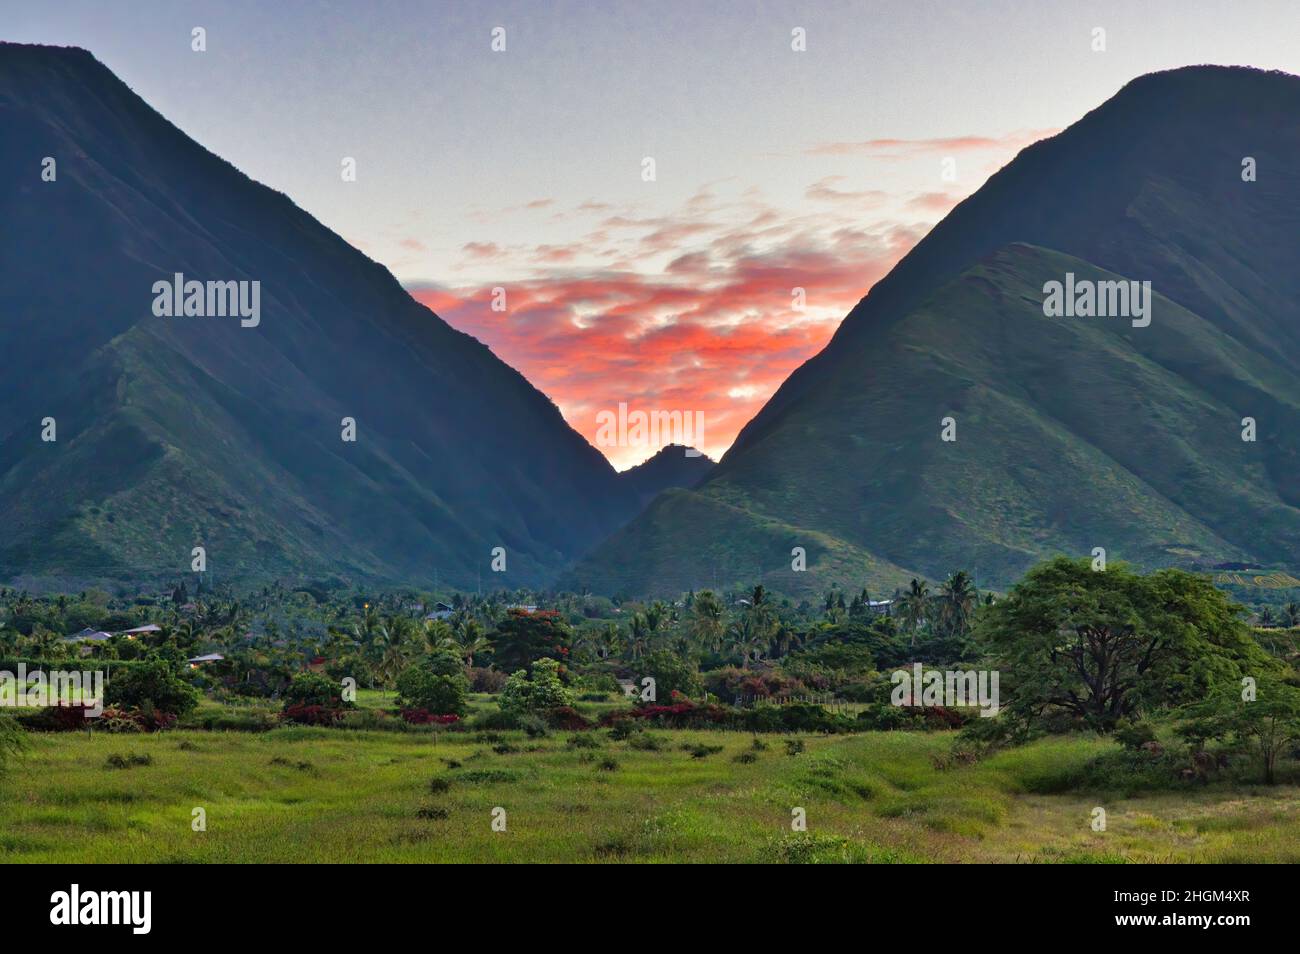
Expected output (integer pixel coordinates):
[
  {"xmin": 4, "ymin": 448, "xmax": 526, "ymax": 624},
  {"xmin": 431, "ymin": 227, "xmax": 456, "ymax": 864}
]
[
  {"xmin": 187, "ymin": 653, "xmax": 225, "ymax": 663},
  {"xmin": 65, "ymin": 629, "xmax": 113, "ymax": 642},
  {"xmin": 117, "ymin": 624, "xmax": 162, "ymax": 634}
]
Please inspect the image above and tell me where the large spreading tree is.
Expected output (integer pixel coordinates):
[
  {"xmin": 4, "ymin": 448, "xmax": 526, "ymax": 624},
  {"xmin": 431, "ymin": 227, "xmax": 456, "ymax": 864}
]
[{"xmin": 975, "ymin": 557, "xmax": 1274, "ymax": 731}]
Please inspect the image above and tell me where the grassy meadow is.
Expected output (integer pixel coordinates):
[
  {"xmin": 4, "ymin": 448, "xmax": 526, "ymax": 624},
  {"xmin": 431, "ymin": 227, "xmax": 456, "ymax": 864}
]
[{"xmin": 4, "ymin": 723, "xmax": 1299, "ymax": 863}]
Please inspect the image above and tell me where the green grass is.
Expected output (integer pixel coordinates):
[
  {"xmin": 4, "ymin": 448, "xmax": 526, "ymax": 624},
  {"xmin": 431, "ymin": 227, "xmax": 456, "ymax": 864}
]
[{"xmin": 4, "ymin": 728, "xmax": 1300, "ymax": 862}]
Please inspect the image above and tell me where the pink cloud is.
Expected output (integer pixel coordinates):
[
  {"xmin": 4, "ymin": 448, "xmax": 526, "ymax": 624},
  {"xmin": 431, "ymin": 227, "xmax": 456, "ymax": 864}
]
[
  {"xmin": 407, "ymin": 223, "xmax": 914, "ymax": 468},
  {"xmin": 808, "ymin": 128, "xmax": 1058, "ymax": 157}
]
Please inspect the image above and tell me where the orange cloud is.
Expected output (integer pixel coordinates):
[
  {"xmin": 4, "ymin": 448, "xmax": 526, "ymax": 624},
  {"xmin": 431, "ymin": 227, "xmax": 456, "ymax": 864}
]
[{"xmin": 407, "ymin": 224, "xmax": 913, "ymax": 469}]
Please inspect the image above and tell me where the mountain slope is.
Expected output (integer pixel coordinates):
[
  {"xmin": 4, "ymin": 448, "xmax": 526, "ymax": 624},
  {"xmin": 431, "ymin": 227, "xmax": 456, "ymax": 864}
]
[
  {"xmin": 618, "ymin": 445, "xmax": 714, "ymax": 508},
  {"xmin": 0, "ymin": 43, "xmax": 638, "ymax": 589},
  {"xmin": 568, "ymin": 65, "xmax": 1300, "ymax": 597}
]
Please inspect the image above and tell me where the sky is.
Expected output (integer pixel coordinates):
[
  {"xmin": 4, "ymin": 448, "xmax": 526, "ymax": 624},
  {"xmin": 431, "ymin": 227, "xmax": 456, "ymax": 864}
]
[{"xmin": 5, "ymin": 0, "xmax": 1298, "ymax": 468}]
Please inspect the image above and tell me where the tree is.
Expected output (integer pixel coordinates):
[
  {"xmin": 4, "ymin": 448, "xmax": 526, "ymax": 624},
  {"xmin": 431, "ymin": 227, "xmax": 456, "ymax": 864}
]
[
  {"xmin": 688, "ymin": 590, "xmax": 726, "ymax": 651},
  {"xmin": 937, "ymin": 570, "xmax": 977, "ymax": 640},
  {"xmin": 898, "ymin": 579, "xmax": 930, "ymax": 647},
  {"xmin": 423, "ymin": 618, "xmax": 456, "ymax": 654},
  {"xmin": 636, "ymin": 649, "xmax": 703, "ymax": 700},
  {"xmin": 596, "ymin": 623, "xmax": 622, "ymax": 660},
  {"xmin": 395, "ymin": 652, "xmax": 469, "ymax": 716},
  {"xmin": 1179, "ymin": 677, "xmax": 1300, "ymax": 784},
  {"xmin": 1284, "ymin": 602, "xmax": 1300, "ymax": 628},
  {"xmin": 284, "ymin": 672, "xmax": 348, "ymax": 708},
  {"xmin": 975, "ymin": 557, "xmax": 1275, "ymax": 731},
  {"xmin": 499, "ymin": 657, "xmax": 574, "ymax": 715},
  {"xmin": 491, "ymin": 610, "xmax": 572, "ymax": 672},
  {"xmin": 627, "ymin": 613, "xmax": 650, "ymax": 660},
  {"xmin": 452, "ymin": 617, "xmax": 488, "ymax": 667},
  {"xmin": 105, "ymin": 658, "xmax": 200, "ymax": 715}
]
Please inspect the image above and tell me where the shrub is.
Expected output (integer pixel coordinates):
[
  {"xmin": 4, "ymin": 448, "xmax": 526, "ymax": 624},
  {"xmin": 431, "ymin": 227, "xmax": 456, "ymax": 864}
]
[
  {"xmin": 105, "ymin": 752, "xmax": 152, "ymax": 769},
  {"xmin": 628, "ymin": 696, "xmax": 730, "ymax": 728},
  {"xmin": 545, "ymin": 706, "xmax": 591, "ymax": 731},
  {"xmin": 634, "ymin": 650, "xmax": 704, "ymax": 700},
  {"xmin": 283, "ymin": 672, "xmax": 347, "ymax": 708},
  {"xmin": 687, "ymin": 743, "xmax": 723, "ymax": 759},
  {"xmin": 499, "ymin": 658, "xmax": 575, "ymax": 715},
  {"xmin": 704, "ymin": 667, "xmax": 808, "ymax": 704},
  {"xmin": 395, "ymin": 655, "xmax": 469, "ymax": 717},
  {"xmin": 516, "ymin": 713, "xmax": 550, "ymax": 737},
  {"xmin": 627, "ymin": 733, "xmax": 666, "ymax": 751},
  {"xmin": 468, "ymin": 667, "xmax": 508, "ymax": 693},
  {"xmin": 280, "ymin": 703, "xmax": 344, "ymax": 726},
  {"xmin": 105, "ymin": 659, "xmax": 199, "ymax": 715},
  {"xmin": 16, "ymin": 704, "xmax": 99, "ymax": 732},
  {"xmin": 400, "ymin": 708, "xmax": 461, "ymax": 725},
  {"xmin": 1115, "ymin": 718, "xmax": 1159, "ymax": 751},
  {"xmin": 471, "ymin": 709, "xmax": 522, "ymax": 731}
]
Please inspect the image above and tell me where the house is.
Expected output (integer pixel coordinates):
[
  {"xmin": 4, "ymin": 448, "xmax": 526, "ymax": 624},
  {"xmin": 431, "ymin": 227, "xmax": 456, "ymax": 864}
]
[
  {"xmin": 505, "ymin": 604, "xmax": 538, "ymax": 614},
  {"xmin": 425, "ymin": 602, "xmax": 456, "ymax": 622},
  {"xmin": 64, "ymin": 628, "xmax": 113, "ymax": 643},
  {"xmin": 187, "ymin": 653, "xmax": 225, "ymax": 668},
  {"xmin": 116, "ymin": 624, "xmax": 162, "ymax": 636},
  {"xmin": 867, "ymin": 599, "xmax": 894, "ymax": 617},
  {"xmin": 305, "ymin": 656, "xmax": 328, "ymax": 674}
]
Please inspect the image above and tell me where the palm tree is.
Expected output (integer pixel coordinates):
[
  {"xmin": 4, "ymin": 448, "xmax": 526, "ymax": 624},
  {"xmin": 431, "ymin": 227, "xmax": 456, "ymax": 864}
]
[
  {"xmin": 373, "ymin": 615, "xmax": 417, "ymax": 691},
  {"xmin": 899, "ymin": 578, "xmax": 930, "ymax": 647},
  {"xmin": 452, "ymin": 617, "xmax": 488, "ymax": 667},
  {"xmin": 938, "ymin": 570, "xmax": 977, "ymax": 639},
  {"xmin": 424, "ymin": 618, "xmax": 456, "ymax": 654},
  {"xmin": 688, "ymin": 590, "xmax": 726, "ymax": 651},
  {"xmin": 628, "ymin": 614, "xmax": 650, "ymax": 660},
  {"xmin": 594, "ymin": 623, "xmax": 622, "ymax": 660}
]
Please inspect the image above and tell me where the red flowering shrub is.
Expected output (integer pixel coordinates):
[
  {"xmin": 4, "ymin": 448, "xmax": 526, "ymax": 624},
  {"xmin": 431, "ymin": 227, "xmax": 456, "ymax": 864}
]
[
  {"xmin": 629, "ymin": 699, "xmax": 730, "ymax": 728},
  {"xmin": 19, "ymin": 704, "xmax": 97, "ymax": 731},
  {"xmin": 280, "ymin": 703, "xmax": 344, "ymax": 726},
  {"xmin": 400, "ymin": 708, "xmax": 461, "ymax": 725},
  {"xmin": 545, "ymin": 706, "xmax": 591, "ymax": 730},
  {"xmin": 19, "ymin": 705, "xmax": 177, "ymax": 733},
  {"xmin": 703, "ymin": 667, "xmax": 809, "ymax": 704}
]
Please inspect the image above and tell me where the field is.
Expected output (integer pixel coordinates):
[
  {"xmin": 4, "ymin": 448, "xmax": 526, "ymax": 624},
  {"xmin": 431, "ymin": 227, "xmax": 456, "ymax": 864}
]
[{"xmin": 4, "ymin": 725, "xmax": 1299, "ymax": 863}]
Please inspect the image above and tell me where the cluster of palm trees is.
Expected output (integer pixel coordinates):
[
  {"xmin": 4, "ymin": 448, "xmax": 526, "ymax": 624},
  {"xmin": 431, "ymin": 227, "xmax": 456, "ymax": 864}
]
[
  {"xmin": 575, "ymin": 585, "xmax": 789, "ymax": 669},
  {"xmin": 326, "ymin": 607, "xmax": 490, "ymax": 689},
  {"xmin": 894, "ymin": 571, "xmax": 983, "ymax": 646}
]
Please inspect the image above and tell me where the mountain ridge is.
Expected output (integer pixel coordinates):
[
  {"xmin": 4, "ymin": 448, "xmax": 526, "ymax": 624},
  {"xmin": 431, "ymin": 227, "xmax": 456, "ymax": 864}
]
[
  {"xmin": 0, "ymin": 42, "xmax": 638, "ymax": 589},
  {"xmin": 568, "ymin": 64, "xmax": 1300, "ymax": 597}
]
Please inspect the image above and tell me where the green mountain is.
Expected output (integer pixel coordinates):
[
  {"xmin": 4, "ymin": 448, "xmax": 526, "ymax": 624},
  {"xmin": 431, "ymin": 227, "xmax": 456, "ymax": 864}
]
[
  {"xmin": 567, "ymin": 66, "xmax": 1300, "ymax": 597},
  {"xmin": 618, "ymin": 445, "xmax": 714, "ymax": 509},
  {"xmin": 0, "ymin": 43, "xmax": 638, "ymax": 590}
]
